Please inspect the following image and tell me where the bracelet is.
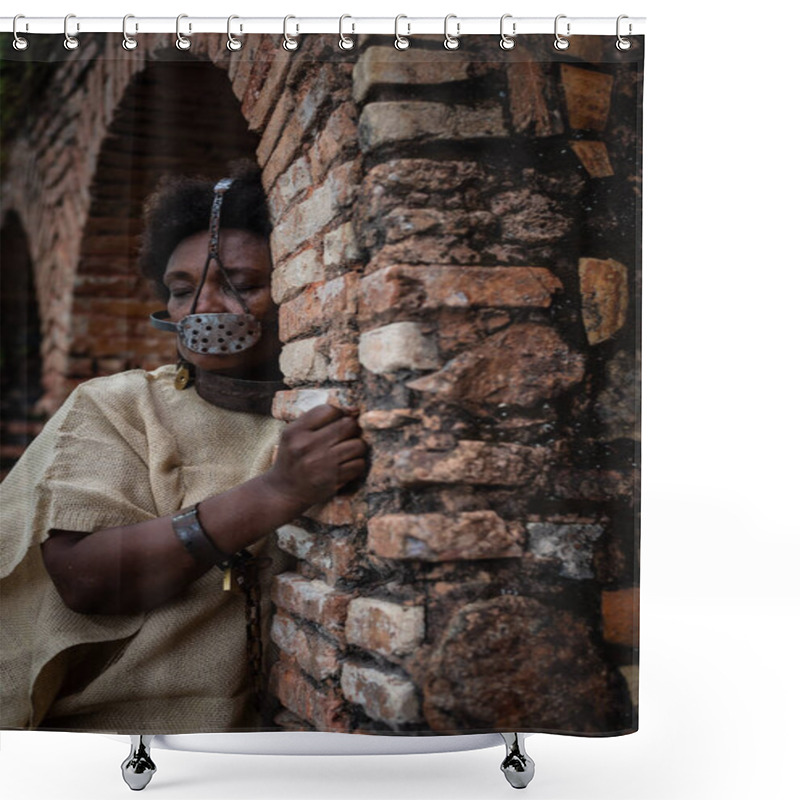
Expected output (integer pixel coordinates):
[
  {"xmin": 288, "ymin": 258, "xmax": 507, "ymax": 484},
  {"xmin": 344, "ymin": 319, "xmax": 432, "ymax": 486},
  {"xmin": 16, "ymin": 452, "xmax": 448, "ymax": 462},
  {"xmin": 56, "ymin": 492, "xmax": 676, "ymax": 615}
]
[{"xmin": 171, "ymin": 503, "xmax": 231, "ymax": 571}]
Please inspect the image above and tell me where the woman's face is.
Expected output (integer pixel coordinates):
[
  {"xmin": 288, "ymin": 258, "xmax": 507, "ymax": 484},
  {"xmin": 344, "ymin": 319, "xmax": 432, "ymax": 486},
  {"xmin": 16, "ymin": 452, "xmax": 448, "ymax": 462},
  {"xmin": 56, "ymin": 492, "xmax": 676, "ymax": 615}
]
[{"xmin": 163, "ymin": 228, "xmax": 280, "ymax": 378}]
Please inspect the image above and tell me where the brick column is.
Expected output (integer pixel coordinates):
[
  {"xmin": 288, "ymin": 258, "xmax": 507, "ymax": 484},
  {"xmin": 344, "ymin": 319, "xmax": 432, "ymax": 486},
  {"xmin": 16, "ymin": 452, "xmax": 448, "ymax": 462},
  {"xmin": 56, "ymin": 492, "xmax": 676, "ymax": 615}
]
[{"xmin": 242, "ymin": 35, "xmax": 642, "ymax": 734}]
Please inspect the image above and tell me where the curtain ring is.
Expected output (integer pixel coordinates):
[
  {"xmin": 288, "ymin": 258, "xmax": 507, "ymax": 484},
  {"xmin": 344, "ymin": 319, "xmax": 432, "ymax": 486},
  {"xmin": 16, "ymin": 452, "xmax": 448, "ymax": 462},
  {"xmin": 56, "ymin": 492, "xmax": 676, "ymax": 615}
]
[
  {"xmin": 176, "ymin": 14, "xmax": 191, "ymax": 50},
  {"xmin": 12, "ymin": 15, "xmax": 29, "ymax": 51},
  {"xmin": 122, "ymin": 14, "xmax": 138, "ymax": 50},
  {"xmin": 443, "ymin": 13, "xmax": 460, "ymax": 50},
  {"xmin": 63, "ymin": 13, "xmax": 79, "ymax": 50},
  {"xmin": 339, "ymin": 14, "xmax": 355, "ymax": 50},
  {"xmin": 499, "ymin": 14, "xmax": 516, "ymax": 50},
  {"xmin": 283, "ymin": 15, "xmax": 299, "ymax": 51},
  {"xmin": 227, "ymin": 15, "xmax": 242, "ymax": 51},
  {"xmin": 554, "ymin": 14, "xmax": 570, "ymax": 51},
  {"xmin": 616, "ymin": 15, "xmax": 632, "ymax": 51},
  {"xmin": 394, "ymin": 15, "xmax": 410, "ymax": 50}
]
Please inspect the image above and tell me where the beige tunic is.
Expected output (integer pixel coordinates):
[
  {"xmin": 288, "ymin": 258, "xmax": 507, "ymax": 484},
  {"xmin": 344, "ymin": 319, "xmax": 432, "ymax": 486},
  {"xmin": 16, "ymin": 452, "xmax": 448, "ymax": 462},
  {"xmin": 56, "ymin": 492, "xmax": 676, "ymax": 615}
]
[{"xmin": 0, "ymin": 364, "xmax": 290, "ymax": 733}]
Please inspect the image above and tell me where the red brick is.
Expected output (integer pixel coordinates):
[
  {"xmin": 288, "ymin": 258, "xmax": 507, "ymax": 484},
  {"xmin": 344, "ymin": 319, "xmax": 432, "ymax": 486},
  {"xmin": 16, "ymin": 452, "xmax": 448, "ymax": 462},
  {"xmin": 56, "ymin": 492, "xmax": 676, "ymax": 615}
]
[
  {"xmin": 271, "ymin": 658, "xmax": 352, "ymax": 732},
  {"xmin": 602, "ymin": 588, "xmax": 640, "ymax": 647}
]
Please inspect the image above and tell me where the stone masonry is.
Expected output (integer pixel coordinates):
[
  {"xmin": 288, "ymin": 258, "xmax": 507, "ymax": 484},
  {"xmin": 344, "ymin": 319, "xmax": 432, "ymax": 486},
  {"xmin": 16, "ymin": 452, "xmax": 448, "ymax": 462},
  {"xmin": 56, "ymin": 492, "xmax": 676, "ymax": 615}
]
[{"xmin": 1, "ymin": 32, "xmax": 642, "ymax": 733}]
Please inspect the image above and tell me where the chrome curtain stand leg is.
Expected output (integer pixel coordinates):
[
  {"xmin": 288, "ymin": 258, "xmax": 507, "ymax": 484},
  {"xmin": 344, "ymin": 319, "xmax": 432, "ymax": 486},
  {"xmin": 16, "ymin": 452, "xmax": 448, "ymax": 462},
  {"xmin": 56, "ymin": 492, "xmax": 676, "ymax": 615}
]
[
  {"xmin": 500, "ymin": 733, "xmax": 535, "ymax": 789},
  {"xmin": 121, "ymin": 735, "xmax": 157, "ymax": 791}
]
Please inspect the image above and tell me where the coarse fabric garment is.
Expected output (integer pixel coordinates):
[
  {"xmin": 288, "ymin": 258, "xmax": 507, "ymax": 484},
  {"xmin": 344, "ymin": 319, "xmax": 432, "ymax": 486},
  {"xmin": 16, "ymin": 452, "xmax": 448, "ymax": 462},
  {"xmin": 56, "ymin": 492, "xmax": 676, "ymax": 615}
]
[{"xmin": 0, "ymin": 364, "xmax": 289, "ymax": 733}]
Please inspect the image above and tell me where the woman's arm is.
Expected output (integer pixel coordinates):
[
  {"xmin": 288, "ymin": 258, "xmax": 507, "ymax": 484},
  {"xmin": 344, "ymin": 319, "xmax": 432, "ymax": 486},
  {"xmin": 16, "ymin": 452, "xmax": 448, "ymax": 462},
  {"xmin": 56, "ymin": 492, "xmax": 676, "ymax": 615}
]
[{"xmin": 41, "ymin": 404, "xmax": 367, "ymax": 615}]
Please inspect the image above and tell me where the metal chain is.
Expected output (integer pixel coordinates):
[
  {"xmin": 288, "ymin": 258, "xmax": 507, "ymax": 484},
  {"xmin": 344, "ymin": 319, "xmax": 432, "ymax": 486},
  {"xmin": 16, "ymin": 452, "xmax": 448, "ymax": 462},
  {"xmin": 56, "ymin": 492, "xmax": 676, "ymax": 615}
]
[{"xmin": 230, "ymin": 553, "xmax": 266, "ymax": 716}]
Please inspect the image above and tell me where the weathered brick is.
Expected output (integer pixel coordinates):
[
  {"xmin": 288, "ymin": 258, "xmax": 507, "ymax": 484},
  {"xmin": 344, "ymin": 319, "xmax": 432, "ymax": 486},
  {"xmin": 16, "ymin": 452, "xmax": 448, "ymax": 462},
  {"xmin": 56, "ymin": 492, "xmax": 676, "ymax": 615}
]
[
  {"xmin": 279, "ymin": 336, "xmax": 330, "ymax": 384},
  {"xmin": 327, "ymin": 341, "xmax": 360, "ymax": 382},
  {"xmin": 359, "ymin": 265, "xmax": 562, "ymax": 322},
  {"xmin": 311, "ymin": 103, "xmax": 359, "ymax": 181},
  {"xmin": 279, "ymin": 273, "xmax": 359, "ymax": 342},
  {"xmin": 271, "ymin": 572, "xmax": 352, "ymax": 641},
  {"xmin": 275, "ymin": 523, "xmax": 360, "ymax": 581},
  {"xmin": 561, "ymin": 64, "xmax": 614, "ymax": 132},
  {"xmin": 271, "ymin": 658, "xmax": 352, "ymax": 732},
  {"xmin": 359, "ymin": 101, "xmax": 507, "ymax": 153},
  {"xmin": 602, "ymin": 588, "xmax": 639, "ymax": 647},
  {"xmin": 358, "ymin": 322, "xmax": 441, "ymax": 374},
  {"xmin": 507, "ymin": 60, "xmax": 564, "ymax": 137},
  {"xmin": 378, "ymin": 440, "xmax": 549, "ymax": 488},
  {"xmin": 302, "ymin": 492, "xmax": 361, "ymax": 526},
  {"xmin": 271, "ymin": 248, "xmax": 325, "ymax": 304},
  {"xmin": 526, "ymin": 522, "xmax": 604, "ymax": 579},
  {"xmin": 345, "ymin": 597, "xmax": 425, "ymax": 658},
  {"xmin": 248, "ymin": 48, "xmax": 293, "ymax": 132},
  {"xmin": 579, "ymin": 257, "xmax": 629, "ymax": 344},
  {"xmin": 270, "ymin": 161, "xmax": 359, "ymax": 262},
  {"xmin": 406, "ymin": 323, "xmax": 584, "ymax": 413},
  {"xmin": 490, "ymin": 190, "xmax": 573, "ymax": 245},
  {"xmin": 570, "ymin": 140, "xmax": 614, "ymax": 178},
  {"xmin": 271, "ymin": 387, "xmax": 357, "ymax": 421},
  {"xmin": 359, "ymin": 409, "xmax": 422, "ymax": 430},
  {"xmin": 323, "ymin": 222, "xmax": 361, "ymax": 270},
  {"xmin": 352, "ymin": 46, "xmax": 490, "ymax": 103},
  {"xmin": 368, "ymin": 511, "xmax": 524, "ymax": 561},
  {"xmin": 268, "ymin": 155, "xmax": 312, "ymax": 223},
  {"xmin": 341, "ymin": 661, "xmax": 422, "ymax": 725},
  {"xmin": 270, "ymin": 610, "xmax": 342, "ymax": 680}
]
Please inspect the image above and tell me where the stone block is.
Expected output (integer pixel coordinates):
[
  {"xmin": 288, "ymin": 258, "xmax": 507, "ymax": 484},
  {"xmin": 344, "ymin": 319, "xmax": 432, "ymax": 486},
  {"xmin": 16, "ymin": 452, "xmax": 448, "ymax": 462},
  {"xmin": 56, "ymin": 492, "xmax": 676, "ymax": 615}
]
[
  {"xmin": 271, "ymin": 248, "xmax": 325, "ymax": 304},
  {"xmin": 422, "ymin": 595, "xmax": 632, "ymax": 732},
  {"xmin": 271, "ymin": 387, "xmax": 357, "ymax": 421},
  {"xmin": 340, "ymin": 661, "xmax": 422, "ymax": 725},
  {"xmin": 561, "ymin": 64, "xmax": 614, "ymax": 132},
  {"xmin": 368, "ymin": 510, "xmax": 524, "ymax": 562},
  {"xmin": 352, "ymin": 46, "xmax": 489, "ymax": 103},
  {"xmin": 359, "ymin": 101, "xmax": 507, "ymax": 153},
  {"xmin": 279, "ymin": 336, "xmax": 330, "ymax": 384},
  {"xmin": 358, "ymin": 322, "xmax": 440, "ymax": 374},
  {"xmin": 570, "ymin": 140, "xmax": 615, "ymax": 178},
  {"xmin": 324, "ymin": 222, "xmax": 361, "ymax": 269},
  {"xmin": 279, "ymin": 273, "xmax": 359, "ymax": 342},
  {"xmin": 270, "ymin": 610, "xmax": 341, "ymax": 681},
  {"xmin": 602, "ymin": 588, "xmax": 640, "ymax": 647},
  {"xmin": 271, "ymin": 572, "xmax": 352, "ymax": 641},
  {"xmin": 406, "ymin": 323, "xmax": 584, "ymax": 414},
  {"xmin": 526, "ymin": 522, "xmax": 605, "ymax": 579},
  {"xmin": 579, "ymin": 257, "xmax": 629, "ymax": 344},
  {"xmin": 268, "ymin": 156, "xmax": 312, "ymax": 223},
  {"xmin": 345, "ymin": 597, "xmax": 425, "ymax": 658},
  {"xmin": 271, "ymin": 658, "xmax": 352, "ymax": 732},
  {"xmin": 507, "ymin": 59, "xmax": 564, "ymax": 137},
  {"xmin": 358, "ymin": 265, "xmax": 562, "ymax": 321}
]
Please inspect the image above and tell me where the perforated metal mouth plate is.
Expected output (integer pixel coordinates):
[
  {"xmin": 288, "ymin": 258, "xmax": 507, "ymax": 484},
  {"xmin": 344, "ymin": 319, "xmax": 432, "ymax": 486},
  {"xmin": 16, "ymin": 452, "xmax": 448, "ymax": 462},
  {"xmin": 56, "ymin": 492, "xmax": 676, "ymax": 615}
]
[{"xmin": 178, "ymin": 313, "xmax": 262, "ymax": 355}]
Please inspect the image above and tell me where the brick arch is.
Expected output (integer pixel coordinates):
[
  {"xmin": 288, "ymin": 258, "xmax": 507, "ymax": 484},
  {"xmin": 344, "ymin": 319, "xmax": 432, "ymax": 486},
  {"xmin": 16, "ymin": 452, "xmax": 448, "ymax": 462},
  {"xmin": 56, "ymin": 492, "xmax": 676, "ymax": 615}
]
[
  {"xmin": 0, "ymin": 210, "xmax": 42, "ymax": 477},
  {"xmin": 67, "ymin": 55, "xmax": 261, "ymax": 401}
]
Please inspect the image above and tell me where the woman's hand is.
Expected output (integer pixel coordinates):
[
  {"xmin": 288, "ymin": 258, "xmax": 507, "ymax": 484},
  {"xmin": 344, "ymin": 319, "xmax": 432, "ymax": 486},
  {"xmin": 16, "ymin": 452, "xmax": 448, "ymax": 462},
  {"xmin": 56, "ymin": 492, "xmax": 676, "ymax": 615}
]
[{"xmin": 265, "ymin": 403, "xmax": 368, "ymax": 510}]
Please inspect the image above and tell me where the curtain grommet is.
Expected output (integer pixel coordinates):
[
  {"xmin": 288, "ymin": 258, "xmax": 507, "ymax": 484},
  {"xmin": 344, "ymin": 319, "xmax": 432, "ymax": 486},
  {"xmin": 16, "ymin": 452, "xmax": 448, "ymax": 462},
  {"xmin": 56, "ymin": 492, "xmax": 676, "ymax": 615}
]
[
  {"xmin": 63, "ymin": 13, "xmax": 79, "ymax": 50},
  {"xmin": 394, "ymin": 15, "xmax": 410, "ymax": 50},
  {"xmin": 283, "ymin": 15, "xmax": 299, "ymax": 51},
  {"xmin": 499, "ymin": 14, "xmax": 516, "ymax": 50},
  {"xmin": 554, "ymin": 14, "xmax": 570, "ymax": 51},
  {"xmin": 339, "ymin": 14, "xmax": 355, "ymax": 50},
  {"xmin": 227, "ymin": 15, "xmax": 242, "ymax": 51},
  {"xmin": 616, "ymin": 15, "xmax": 632, "ymax": 50},
  {"xmin": 444, "ymin": 13, "xmax": 460, "ymax": 50},
  {"xmin": 122, "ymin": 14, "xmax": 138, "ymax": 51},
  {"xmin": 176, "ymin": 14, "xmax": 191, "ymax": 50},
  {"xmin": 12, "ymin": 14, "xmax": 29, "ymax": 51}
]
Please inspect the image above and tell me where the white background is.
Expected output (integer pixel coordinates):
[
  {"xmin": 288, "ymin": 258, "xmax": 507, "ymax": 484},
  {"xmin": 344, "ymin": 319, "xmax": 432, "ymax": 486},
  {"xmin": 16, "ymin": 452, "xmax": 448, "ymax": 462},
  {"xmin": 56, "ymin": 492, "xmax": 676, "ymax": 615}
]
[{"xmin": 3, "ymin": 1, "xmax": 799, "ymax": 798}]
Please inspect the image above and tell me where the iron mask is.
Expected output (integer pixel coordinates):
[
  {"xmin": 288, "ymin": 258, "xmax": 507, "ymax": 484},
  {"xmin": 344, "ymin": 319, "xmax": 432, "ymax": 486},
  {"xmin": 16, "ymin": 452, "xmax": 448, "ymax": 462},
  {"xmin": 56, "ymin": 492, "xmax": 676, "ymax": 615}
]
[{"xmin": 150, "ymin": 177, "xmax": 263, "ymax": 356}]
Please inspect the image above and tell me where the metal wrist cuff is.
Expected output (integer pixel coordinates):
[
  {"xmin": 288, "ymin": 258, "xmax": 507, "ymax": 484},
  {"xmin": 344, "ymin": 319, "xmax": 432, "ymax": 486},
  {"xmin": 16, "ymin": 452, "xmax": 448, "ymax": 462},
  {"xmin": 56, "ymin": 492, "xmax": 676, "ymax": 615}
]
[{"xmin": 171, "ymin": 503, "xmax": 231, "ymax": 571}]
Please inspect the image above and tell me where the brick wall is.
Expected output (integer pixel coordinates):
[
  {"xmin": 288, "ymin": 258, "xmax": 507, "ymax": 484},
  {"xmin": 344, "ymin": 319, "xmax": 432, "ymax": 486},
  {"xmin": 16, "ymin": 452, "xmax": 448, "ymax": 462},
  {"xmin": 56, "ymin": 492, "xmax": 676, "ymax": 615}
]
[{"xmin": 1, "ymin": 32, "xmax": 641, "ymax": 733}]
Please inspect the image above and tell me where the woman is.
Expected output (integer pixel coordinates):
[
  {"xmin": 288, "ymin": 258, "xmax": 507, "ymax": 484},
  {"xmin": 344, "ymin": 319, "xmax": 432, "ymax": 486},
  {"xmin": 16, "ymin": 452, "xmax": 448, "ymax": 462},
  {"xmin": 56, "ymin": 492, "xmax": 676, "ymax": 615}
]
[{"xmin": 0, "ymin": 163, "xmax": 368, "ymax": 732}]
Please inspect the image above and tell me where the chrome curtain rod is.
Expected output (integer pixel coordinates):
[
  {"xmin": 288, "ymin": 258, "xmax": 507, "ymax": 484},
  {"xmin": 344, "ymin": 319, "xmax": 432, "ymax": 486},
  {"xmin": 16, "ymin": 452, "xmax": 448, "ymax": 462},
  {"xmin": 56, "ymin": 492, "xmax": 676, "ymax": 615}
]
[{"xmin": 1, "ymin": 15, "xmax": 645, "ymax": 36}]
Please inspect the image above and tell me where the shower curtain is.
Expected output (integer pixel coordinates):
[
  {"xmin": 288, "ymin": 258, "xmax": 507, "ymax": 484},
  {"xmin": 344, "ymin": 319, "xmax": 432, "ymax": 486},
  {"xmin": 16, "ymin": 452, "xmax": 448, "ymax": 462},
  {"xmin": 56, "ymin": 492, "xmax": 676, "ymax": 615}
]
[{"xmin": 0, "ymin": 28, "xmax": 642, "ymax": 737}]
